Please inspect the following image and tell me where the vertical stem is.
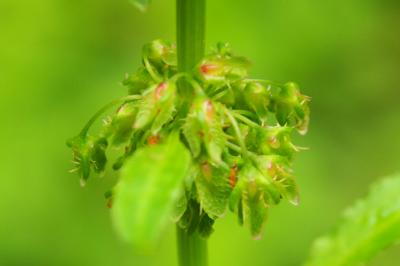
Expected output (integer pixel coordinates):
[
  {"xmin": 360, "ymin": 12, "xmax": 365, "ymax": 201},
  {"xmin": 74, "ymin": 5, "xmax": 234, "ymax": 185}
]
[
  {"xmin": 177, "ymin": 225, "xmax": 208, "ymax": 266},
  {"xmin": 176, "ymin": 2, "xmax": 207, "ymax": 265},
  {"xmin": 177, "ymin": 0, "xmax": 206, "ymax": 73}
]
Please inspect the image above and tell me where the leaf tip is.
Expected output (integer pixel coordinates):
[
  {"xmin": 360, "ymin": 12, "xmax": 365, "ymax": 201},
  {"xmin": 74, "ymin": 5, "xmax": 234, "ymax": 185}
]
[{"xmin": 130, "ymin": 0, "xmax": 150, "ymax": 12}]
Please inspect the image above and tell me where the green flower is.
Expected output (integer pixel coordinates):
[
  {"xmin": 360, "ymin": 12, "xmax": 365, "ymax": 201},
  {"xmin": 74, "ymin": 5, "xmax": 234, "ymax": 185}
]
[{"xmin": 67, "ymin": 40, "xmax": 310, "ymax": 239}]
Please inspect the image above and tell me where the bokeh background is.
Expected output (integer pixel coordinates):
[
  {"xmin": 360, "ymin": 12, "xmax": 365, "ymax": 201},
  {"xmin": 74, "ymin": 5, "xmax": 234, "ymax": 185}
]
[{"xmin": 1, "ymin": 0, "xmax": 399, "ymax": 265}]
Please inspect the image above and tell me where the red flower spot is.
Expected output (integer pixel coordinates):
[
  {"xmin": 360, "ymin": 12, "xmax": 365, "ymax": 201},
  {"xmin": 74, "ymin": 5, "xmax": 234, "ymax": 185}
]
[
  {"xmin": 155, "ymin": 82, "xmax": 168, "ymax": 100},
  {"xmin": 200, "ymin": 64, "xmax": 218, "ymax": 75},
  {"xmin": 229, "ymin": 165, "xmax": 238, "ymax": 188},
  {"xmin": 148, "ymin": 135, "xmax": 160, "ymax": 145}
]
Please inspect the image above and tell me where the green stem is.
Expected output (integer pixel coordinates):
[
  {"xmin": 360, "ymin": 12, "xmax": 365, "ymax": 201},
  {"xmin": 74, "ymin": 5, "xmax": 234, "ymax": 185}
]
[
  {"xmin": 176, "ymin": 1, "xmax": 208, "ymax": 266},
  {"xmin": 177, "ymin": 225, "xmax": 208, "ymax": 266},
  {"xmin": 177, "ymin": 0, "xmax": 206, "ymax": 73},
  {"xmin": 231, "ymin": 111, "xmax": 261, "ymax": 128},
  {"xmin": 224, "ymin": 107, "xmax": 248, "ymax": 158},
  {"xmin": 79, "ymin": 95, "xmax": 142, "ymax": 137}
]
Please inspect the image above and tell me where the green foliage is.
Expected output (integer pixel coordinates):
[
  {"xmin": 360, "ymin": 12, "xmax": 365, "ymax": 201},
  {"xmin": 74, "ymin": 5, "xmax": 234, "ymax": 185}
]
[
  {"xmin": 305, "ymin": 174, "xmax": 400, "ymax": 266},
  {"xmin": 130, "ymin": 0, "xmax": 151, "ymax": 12},
  {"xmin": 195, "ymin": 161, "xmax": 231, "ymax": 219},
  {"xmin": 111, "ymin": 134, "xmax": 191, "ymax": 247},
  {"xmin": 67, "ymin": 39, "xmax": 310, "ymax": 245},
  {"xmin": 67, "ymin": 135, "xmax": 108, "ymax": 186}
]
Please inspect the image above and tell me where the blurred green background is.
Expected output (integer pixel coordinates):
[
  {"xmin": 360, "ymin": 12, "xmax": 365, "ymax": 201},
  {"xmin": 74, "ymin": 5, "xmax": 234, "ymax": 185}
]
[{"xmin": 1, "ymin": 0, "xmax": 399, "ymax": 265}]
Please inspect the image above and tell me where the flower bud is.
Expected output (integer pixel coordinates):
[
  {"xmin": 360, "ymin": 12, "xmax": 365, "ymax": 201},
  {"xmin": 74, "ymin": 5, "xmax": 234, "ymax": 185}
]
[
  {"xmin": 143, "ymin": 39, "xmax": 177, "ymax": 71},
  {"xmin": 123, "ymin": 67, "xmax": 154, "ymax": 95},
  {"xmin": 134, "ymin": 81, "xmax": 177, "ymax": 132},
  {"xmin": 67, "ymin": 135, "xmax": 109, "ymax": 182},
  {"xmin": 183, "ymin": 98, "xmax": 225, "ymax": 164},
  {"xmin": 216, "ymin": 42, "xmax": 232, "ymax": 56},
  {"xmin": 248, "ymin": 126, "xmax": 298, "ymax": 159},
  {"xmin": 256, "ymin": 155, "xmax": 300, "ymax": 206},
  {"xmin": 67, "ymin": 136, "xmax": 92, "ymax": 182},
  {"xmin": 270, "ymin": 82, "xmax": 310, "ymax": 134},
  {"xmin": 197, "ymin": 56, "xmax": 250, "ymax": 85},
  {"xmin": 90, "ymin": 137, "xmax": 108, "ymax": 174},
  {"xmin": 110, "ymin": 102, "xmax": 137, "ymax": 146},
  {"xmin": 243, "ymin": 82, "xmax": 270, "ymax": 120}
]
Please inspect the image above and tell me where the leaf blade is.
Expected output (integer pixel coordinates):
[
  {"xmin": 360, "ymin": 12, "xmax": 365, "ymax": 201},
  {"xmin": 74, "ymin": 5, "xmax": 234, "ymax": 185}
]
[
  {"xmin": 111, "ymin": 134, "xmax": 191, "ymax": 248},
  {"xmin": 305, "ymin": 174, "xmax": 400, "ymax": 266}
]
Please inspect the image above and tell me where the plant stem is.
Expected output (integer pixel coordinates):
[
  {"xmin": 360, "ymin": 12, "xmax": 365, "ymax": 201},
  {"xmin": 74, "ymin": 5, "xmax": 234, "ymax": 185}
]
[
  {"xmin": 176, "ymin": 0, "xmax": 208, "ymax": 266},
  {"xmin": 176, "ymin": 225, "xmax": 208, "ymax": 266},
  {"xmin": 177, "ymin": 0, "xmax": 206, "ymax": 72}
]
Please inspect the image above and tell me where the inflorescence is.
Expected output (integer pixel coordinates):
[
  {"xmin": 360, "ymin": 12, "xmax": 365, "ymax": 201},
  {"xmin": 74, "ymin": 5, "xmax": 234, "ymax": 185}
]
[{"xmin": 67, "ymin": 40, "xmax": 310, "ymax": 238}]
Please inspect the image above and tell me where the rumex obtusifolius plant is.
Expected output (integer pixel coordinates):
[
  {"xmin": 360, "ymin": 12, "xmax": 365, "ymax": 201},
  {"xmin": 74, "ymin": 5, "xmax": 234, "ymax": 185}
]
[
  {"xmin": 67, "ymin": 39, "xmax": 310, "ymax": 244},
  {"xmin": 305, "ymin": 173, "xmax": 400, "ymax": 266}
]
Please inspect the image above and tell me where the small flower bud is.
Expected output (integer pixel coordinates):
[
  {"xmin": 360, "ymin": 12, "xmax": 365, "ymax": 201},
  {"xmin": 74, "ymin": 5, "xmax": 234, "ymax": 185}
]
[
  {"xmin": 197, "ymin": 56, "xmax": 250, "ymax": 84},
  {"xmin": 123, "ymin": 67, "xmax": 154, "ymax": 95},
  {"xmin": 134, "ymin": 81, "xmax": 177, "ymax": 131},
  {"xmin": 143, "ymin": 39, "xmax": 177, "ymax": 70},
  {"xmin": 110, "ymin": 102, "xmax": 137, "ymax": 146},
  {"xmin": 185, "ymin": 98, "xmax": 225, "ymax": 164},
  {"xmin": 243, "ymin": 82, "xmax": 270, "ymax": 120},
  {"xmin": 270, "ymin": 82, "xmax": 310, "ymax": 134}
]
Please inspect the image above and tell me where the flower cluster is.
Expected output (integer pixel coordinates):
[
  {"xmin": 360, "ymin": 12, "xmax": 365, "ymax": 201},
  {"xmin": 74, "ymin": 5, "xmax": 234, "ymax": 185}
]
[{"xmin": 67, "ymin": 39, "xmax": 310, "ymax": 238}]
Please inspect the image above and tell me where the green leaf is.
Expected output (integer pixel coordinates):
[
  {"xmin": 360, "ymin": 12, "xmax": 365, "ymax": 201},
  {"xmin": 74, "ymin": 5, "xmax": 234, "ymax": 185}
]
[
  {"xmin": 195, "ymin": 162, "xmax": 231, "ymax": 218},
  {"xmin": 256, "ymin": 155, "xmax": 300, "ymax": 206},
  {"xmin": 130, "ymin": 0, "xmax": 150, "ymax": 12},
  {"xmin": 90, "ymin": 137, "xmax": 108, "ymax": 174},
  {"xmin": 183, "ymin": 113, "xmax": 202, "ymax": 158},
  {"xmin": 243, "ymin": 81, "xmax": 269, "ymax": 120},
  {"xmin": 171, "ymin": 190, "xmax": 188, "ymax": 223},
  {"xmin": 133, "ymin": 85, "xmax": 159, "ymax": 129},
  {"xmin": 242, "ymin": 181, "xmax": 268, "ymax": 239},
  {"xmin": 229, "ymin": 176, "xmax": 246, "ymax": 225},
  {"xmin": 183, "ymin": 98, "xmax": 226, "ymax": 164},
  {"xmin": 305, "ymin": 174, "xmax": 400, "ymax": 266},
  {"xmin": 151, "ymin": 84, "xmax": 177, "ymax": 134},
  {"xmin": 198, "ymin": 213, "xmax": 215, "ymax": 239},
  {"xmin": 111, "ymin": 134, "xmax": 191, "ymax": 248},
  {"xmin": 110, "ymin": 102, "xmax": 137, "ymax": 146},
  {"xmin": 239, "ymin": 165, "xmax": 269, "ymax": 238}
]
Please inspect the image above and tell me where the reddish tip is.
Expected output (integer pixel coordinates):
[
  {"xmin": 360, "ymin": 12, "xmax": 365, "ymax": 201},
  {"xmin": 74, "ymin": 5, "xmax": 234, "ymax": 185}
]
[
  {"xmin": 200, "ymin": 64, "xmax": 218, "ymax": 75},
  {"xmin": 155, "ymin": 82, "xmax": 168, "ymax": 100},
  {"xmin": 229, "ymin": 166, "xmax": 238, "ymax": 188},
  {"xmin": 148, "ymin": 135, "xmax": 160, "ymax": 145}
]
